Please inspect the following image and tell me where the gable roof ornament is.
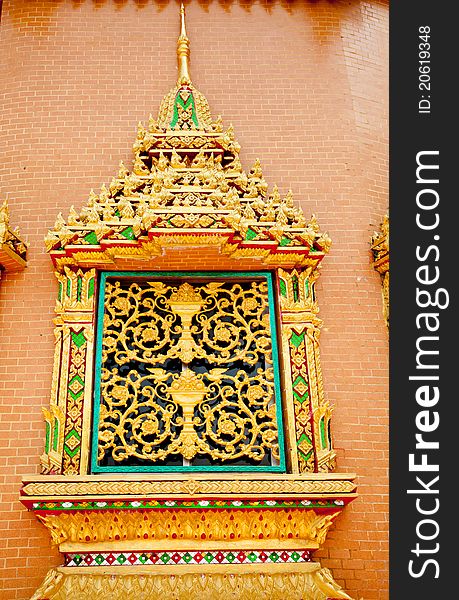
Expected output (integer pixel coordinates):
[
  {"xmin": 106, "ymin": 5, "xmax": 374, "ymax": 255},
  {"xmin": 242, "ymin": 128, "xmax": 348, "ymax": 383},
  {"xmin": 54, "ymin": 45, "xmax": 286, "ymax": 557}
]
[{"xmin": 45, "ymin": 4, "xmax": 331, "ymax": 272}]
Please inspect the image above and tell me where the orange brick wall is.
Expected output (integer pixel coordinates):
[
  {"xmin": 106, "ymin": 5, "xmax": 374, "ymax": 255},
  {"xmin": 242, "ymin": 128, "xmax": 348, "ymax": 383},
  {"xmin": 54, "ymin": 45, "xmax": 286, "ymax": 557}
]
[{"xmin": 0, "ymin": 1, "xmax": 388, "ymax": 598}]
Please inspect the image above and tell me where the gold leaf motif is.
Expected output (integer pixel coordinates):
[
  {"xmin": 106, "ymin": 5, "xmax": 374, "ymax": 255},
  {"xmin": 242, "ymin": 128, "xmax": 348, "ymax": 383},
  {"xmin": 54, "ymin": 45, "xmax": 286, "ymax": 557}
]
[
  {"xmin": 38, "ymin": 508, "xmax": 339, "ymax": 546},
  {"xmin": 96, "ymin": 278, "xmax": 279, "ymax": 467},
  {"xmin": 32, "ymin": 566, "xmax": 352, "ymax": 600}
]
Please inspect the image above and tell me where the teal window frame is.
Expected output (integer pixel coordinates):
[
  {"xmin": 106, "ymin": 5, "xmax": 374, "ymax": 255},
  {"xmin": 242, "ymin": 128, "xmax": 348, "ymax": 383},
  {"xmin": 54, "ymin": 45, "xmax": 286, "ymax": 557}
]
[{"xmin": 91, "ymin": 270, "xmax": 286, "ymax": 473}]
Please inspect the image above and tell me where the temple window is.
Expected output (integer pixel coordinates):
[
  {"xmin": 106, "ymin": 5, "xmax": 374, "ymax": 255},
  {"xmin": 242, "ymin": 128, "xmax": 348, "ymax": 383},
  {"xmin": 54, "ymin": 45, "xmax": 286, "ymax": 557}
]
[{"xmin": 21, "ymin": 6, "xmax": 356, "ymax": 599}]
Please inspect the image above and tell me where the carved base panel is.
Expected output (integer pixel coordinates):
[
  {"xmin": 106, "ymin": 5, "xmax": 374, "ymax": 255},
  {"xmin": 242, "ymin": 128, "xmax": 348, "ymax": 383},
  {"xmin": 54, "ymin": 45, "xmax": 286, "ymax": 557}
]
[
  {"xmin": 22, "ymin": 474, "xmax": 356, "ymax": 599},
  {"xmin": 36, "ymin": 508, "xmax": 341, "ymax": 551},
  {"xmin": 32, "ymin": 563, "xmax": 352, "ymax": 600}
]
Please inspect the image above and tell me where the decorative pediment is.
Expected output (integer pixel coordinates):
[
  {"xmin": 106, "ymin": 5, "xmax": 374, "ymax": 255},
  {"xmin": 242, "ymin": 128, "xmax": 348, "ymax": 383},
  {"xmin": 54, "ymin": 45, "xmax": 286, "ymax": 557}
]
[
  {"xmin": 44, "ymin": 10, "xmax": 330, "ymax": 273},
  {"xmin": 45, "ymin": 131, "xmax": 330, "ymax": 270}
]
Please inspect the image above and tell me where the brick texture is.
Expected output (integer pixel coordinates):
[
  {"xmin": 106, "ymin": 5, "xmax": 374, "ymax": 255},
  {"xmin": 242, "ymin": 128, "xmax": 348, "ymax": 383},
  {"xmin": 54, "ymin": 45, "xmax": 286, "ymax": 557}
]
[{"xmin": 0, "ymin": 1, "xmax": 388, "ymax": 598}]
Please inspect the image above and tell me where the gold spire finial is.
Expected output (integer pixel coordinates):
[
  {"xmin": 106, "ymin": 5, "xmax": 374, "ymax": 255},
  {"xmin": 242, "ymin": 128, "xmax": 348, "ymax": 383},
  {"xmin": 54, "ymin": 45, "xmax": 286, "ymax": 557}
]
[
  {"xmin": 180, "ymin": 2, "xmax": 187, "ymax": 36},
  {"xmin": 177, "ymin": 3, "xmax": 191, "ymax": 85}
]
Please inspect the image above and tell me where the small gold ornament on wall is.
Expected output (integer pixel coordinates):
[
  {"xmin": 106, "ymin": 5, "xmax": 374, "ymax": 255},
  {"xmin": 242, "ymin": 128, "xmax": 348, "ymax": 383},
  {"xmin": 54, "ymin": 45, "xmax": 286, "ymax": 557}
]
[
  {"xmin": 371, "ymin": 215, "xmax": 389, "ymax": 328},
  {"xmin": 0, "ymin": 200, "xmax": 28, "ymax": 275}
]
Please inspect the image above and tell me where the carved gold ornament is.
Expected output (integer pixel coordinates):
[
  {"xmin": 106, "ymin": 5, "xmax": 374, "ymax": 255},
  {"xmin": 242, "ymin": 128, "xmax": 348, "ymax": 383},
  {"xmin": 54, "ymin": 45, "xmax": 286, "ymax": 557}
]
[
  {"xmin": 43, "ymin": 5, "xmax": 331, "ymax": 274},
  {"xmin": 31, "ymin": 565, "xmax": 352, "ymax": 600},
  {"xmin": 371, "ymin": 214, "xmax": 389, "ymax": 327},
  {"xmin": 95, "ymin": 276, "xmax": 280, "ymax": 468},
  {"xmin": 38, "ymin": 508, "xmax": 338, "ymax": 548}
]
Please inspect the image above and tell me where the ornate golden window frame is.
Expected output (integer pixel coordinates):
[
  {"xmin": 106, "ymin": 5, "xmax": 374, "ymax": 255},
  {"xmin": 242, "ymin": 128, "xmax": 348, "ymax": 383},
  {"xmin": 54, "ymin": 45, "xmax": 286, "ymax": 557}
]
[
  {"xmin": 37, "ymin": 262, "xmax": 337, "ymax": 477},
  {"xmin": 21, "ymin": 7, "xmax": 356, "ymax": 599}
]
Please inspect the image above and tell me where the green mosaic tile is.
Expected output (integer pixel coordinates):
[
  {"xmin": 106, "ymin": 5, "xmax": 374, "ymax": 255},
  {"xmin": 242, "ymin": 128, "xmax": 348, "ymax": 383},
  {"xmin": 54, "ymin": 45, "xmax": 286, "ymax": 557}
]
[
  {"xmin": 292, "ymin": 375, "xmax": 308, "ymax": 402},
  {"xmin": 68, "ymin": 374, "xmax": 84, "ymax": 400},
  {"xmin": 245, "ymin": 228, "xmax": 258, "ymax": 241},
  {"xmin": 64, "ymin": 429, "xmax": 81, "ymax": 458},
  {"xmin": 290, "ymin": 331, "xmax": 305, "ymax": 348},
  {"xmin": 292, "ymin": 275, "xmax": 299, "ymax": 302},
  {"xmin": 84, "ymin": 231, "xmax": 98, "ymax": 245},
  {"xmin": 88, "ymin": 277, "xmax": 95, "ymax": 299},
  {"xmin": 320, "ymin": 417, "xmax": 327, "ymax": 448},
  {"xmin": 170, "ymin": 91, "xmax": 198, "ymax": 128},
  {"xmin": 120, "ymin": 227, "xmax": 135, "ymax": 240},
  {"xmin": 279, "ymin": 236, "xmax": 291, "ymax": 247},
  {"xmin": 76, "ymin": 276, "xmax": 82, "ymax": 302},
  {"xmin": 64, "ymin": 428, "xmax": 81, "ymax": 443},
  {"xmin": 71, "ymin": 331, "xmax": 86, "ymax": 348},
  {"xmin": 279, "ymin": 278, "xmax": 287, "ymax": 297},
  {"xmin": 52, "ymin": 421, "xmax": 59, "ymax": 452}
]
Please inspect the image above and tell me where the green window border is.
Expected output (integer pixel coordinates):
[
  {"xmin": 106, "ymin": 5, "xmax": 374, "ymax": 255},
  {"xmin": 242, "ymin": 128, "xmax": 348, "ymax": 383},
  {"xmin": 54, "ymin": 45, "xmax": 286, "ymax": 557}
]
[{"xmin": 91, "ymin": 271, "xmax": 286, "ymax": 473}]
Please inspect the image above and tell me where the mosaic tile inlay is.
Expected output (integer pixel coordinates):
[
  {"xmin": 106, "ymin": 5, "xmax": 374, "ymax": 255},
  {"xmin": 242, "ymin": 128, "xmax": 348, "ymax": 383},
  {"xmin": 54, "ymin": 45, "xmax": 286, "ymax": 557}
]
[
  {"xmin": 31, "ymin": 498, "xmax": 345, "ymax": 512},
  {"xmin": 64, "ymin": 549, "xmax": 313, "ymax": 567}
]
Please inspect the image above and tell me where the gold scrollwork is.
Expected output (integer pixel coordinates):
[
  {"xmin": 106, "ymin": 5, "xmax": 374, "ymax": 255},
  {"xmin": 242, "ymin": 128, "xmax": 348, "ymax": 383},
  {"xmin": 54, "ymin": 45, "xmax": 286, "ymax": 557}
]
[{"xmin": 97, "ymin": 278, "xmax": 279, "ymax": 467}]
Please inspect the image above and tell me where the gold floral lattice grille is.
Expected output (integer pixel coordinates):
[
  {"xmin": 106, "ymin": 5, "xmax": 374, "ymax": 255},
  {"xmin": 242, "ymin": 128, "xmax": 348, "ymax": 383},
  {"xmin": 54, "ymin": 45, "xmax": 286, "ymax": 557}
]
[{"xmin": 92, "ymin": 274, "xmax": 284, "ymax": 471}]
